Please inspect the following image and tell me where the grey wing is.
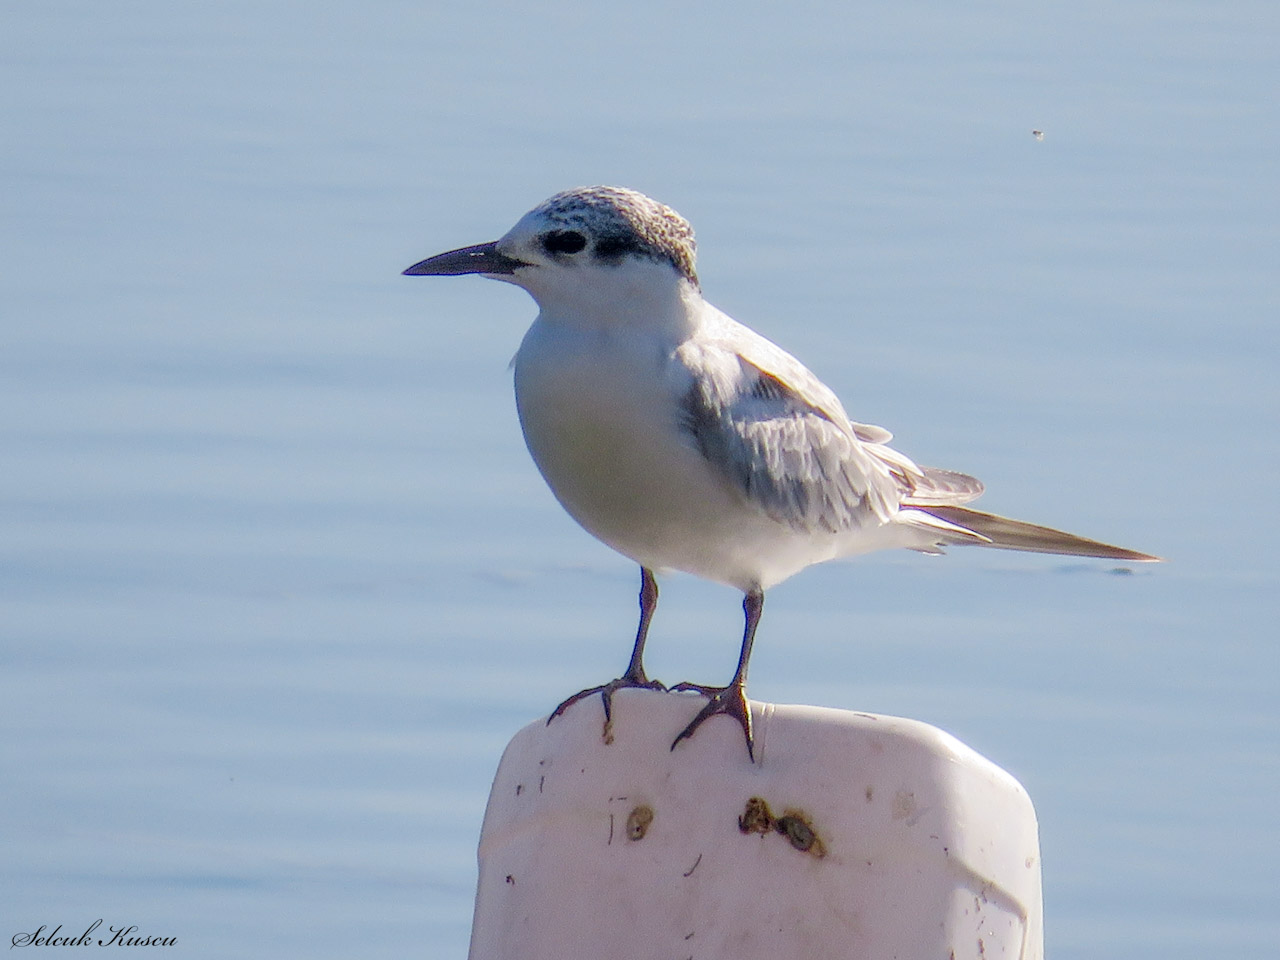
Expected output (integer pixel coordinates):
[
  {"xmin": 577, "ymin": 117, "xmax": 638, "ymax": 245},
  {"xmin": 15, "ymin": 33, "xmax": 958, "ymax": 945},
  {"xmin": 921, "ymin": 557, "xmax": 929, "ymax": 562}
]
[{"xmin": 677, "ymin": 350, "xmax": 913, "ymax": 534}]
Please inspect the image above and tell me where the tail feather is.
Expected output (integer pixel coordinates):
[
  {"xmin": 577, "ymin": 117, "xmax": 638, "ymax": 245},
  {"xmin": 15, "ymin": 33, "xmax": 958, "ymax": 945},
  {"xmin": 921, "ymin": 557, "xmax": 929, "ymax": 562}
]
[{"xmin": 921, "ymin": 505, "xmax": 1162, "ymax": 563}]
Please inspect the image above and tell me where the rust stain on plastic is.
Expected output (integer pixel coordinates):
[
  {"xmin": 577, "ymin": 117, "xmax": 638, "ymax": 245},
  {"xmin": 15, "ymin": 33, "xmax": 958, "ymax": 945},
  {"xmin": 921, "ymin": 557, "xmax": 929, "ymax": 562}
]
[
  {"xmin": 626, "ymin": 804, "xmax": 654, "ymax": 841},
  {"xmin": 738, "ymin": 797, "xmax": 773, "ymax": 834},
  {"xmin": 737, "ymin": 796, "xmax": 826, "ymax": 858}
]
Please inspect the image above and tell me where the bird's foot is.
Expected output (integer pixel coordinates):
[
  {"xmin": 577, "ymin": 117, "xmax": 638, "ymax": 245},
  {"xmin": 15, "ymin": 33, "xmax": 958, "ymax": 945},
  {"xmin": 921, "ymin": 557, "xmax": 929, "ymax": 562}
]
[
  {"xmin": 548, "ymin": 672, "xmax": 666, "ymax": 745},
  {"xmin": 670, "ymin": 680, "xmax": 754, "ymax": 762}
]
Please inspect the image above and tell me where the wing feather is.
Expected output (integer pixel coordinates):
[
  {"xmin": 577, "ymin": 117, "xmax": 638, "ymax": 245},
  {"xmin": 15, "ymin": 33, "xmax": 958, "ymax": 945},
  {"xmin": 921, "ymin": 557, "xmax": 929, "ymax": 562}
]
[
  {"xmin": 902, "ymin": 466, "xmax": 985, "ymax": 506},
  {"xmin": 677, "ymin": 337, "xmax": 908, "ymax": 534},
  {"xmin": 675, "ymin": 307, "xmax": 989, "ymax": 535}
]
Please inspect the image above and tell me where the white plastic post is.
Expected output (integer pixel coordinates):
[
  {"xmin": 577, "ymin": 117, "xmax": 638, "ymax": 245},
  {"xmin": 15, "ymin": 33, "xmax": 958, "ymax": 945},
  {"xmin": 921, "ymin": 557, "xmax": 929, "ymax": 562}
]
[{"xmin": 467, "ymin": 689, "xmax": 1043, "ymax": 960}]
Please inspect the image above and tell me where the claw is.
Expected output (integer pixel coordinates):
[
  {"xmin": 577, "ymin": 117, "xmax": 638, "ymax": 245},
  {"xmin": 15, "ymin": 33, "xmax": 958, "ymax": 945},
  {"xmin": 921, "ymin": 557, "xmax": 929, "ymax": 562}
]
[
  {"xmin": 667, "ymin": 588, "xmax": 762, "ymax": 762},
  {"xmin": 670, "ymin": 681, "xmax": 754, "ymax": 761},
  {"xmin": 547, "ymin": 565, "xmax": 666, "ymax": 742},
  {"xmin": 548, "ymin": 672, "xmax": 666, "ymax": 726}
]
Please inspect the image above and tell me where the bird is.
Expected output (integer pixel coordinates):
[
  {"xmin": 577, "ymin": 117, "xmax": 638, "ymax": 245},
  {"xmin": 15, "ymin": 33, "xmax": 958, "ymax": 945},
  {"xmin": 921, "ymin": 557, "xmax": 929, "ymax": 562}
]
[{"xmin": 403, "ymin": 185, "xmax": 1159, "ymax": 761}]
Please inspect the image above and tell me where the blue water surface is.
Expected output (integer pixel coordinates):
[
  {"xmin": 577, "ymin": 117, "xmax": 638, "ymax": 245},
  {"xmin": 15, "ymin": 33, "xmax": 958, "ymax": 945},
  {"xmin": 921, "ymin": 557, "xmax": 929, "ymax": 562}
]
[{"xmin": 2, "ymin": 2, "xmax": 1276, "ymax": 957}]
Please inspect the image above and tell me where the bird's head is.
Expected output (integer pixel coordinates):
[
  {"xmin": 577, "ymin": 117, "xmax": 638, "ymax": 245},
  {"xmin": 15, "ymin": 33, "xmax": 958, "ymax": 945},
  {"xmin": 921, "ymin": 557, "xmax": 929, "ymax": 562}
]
[{"xmin": 404, "ymin": 186, "xmax": 700, "ymax": 322}]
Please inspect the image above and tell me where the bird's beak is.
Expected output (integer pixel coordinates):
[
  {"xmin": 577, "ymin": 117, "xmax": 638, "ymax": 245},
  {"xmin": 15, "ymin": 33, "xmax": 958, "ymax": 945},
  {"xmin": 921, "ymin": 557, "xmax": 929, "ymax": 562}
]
[{"xmin": 402, "ymin": 241, "xmax": 526, "ymax": 277}]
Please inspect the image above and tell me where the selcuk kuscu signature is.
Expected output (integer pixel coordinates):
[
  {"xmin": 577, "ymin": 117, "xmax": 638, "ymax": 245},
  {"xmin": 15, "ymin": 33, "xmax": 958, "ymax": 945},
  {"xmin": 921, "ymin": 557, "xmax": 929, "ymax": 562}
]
[{"xmin": 11, "ymin": 920, "xmax": 176, "ymax": 948}]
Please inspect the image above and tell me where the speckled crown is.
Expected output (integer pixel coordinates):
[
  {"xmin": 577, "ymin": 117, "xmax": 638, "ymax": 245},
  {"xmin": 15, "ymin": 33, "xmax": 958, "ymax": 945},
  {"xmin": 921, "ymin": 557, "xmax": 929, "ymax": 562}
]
[{"xmin": 533, "ymin": 186, "xmax": 699, "ymax": 286}]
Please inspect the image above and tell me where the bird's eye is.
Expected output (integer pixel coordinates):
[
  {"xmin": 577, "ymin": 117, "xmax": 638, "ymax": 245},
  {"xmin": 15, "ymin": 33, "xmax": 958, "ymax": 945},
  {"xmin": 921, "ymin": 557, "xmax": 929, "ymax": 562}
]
[{"xmin": 542, "ymin": 230, "xmax": 587, "ymax": 255}]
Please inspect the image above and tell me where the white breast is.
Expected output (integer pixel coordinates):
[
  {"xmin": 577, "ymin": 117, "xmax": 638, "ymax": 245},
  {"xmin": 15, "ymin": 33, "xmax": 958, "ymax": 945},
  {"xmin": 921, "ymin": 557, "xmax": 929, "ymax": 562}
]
[{"xmin": 512, "ymin": 318, "xmax": 873, "ymax": 591}]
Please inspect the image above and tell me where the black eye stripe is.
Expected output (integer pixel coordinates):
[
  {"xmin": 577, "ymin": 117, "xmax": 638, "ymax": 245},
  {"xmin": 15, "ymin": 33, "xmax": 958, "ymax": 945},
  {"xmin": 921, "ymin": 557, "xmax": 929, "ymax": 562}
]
[
  {"xmin": 594, "ymin": 235, "xmax": 643, "ymax": 260},
  {"xmin": 542, "ymin": 230, "xmax": 587, "ymax": 255}
]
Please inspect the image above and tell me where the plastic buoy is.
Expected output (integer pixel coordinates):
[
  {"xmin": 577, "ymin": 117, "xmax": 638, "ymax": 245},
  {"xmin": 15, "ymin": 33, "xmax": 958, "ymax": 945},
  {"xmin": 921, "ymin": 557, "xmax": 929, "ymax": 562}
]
[{"xmin": 467, "ymin": 690, "xmax": 1043, "ymax": 960}]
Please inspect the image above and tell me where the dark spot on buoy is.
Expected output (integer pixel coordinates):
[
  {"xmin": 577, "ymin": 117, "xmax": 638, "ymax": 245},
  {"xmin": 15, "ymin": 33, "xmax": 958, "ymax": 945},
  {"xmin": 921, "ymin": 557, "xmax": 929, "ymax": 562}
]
[
  {"xmin": 738, "ymin": 796, "xmax": 773, "ymax": 834},
  {"xmin": 737, "ymin": 796, "xmax": 825, "ymax": 857},
  {"xmin": 776, "ymin": 814, "xmax": 818, "ymax": 853},
  {"xmin": 626, "ymin": 804, "xmax": 654, "ymax": 840}
]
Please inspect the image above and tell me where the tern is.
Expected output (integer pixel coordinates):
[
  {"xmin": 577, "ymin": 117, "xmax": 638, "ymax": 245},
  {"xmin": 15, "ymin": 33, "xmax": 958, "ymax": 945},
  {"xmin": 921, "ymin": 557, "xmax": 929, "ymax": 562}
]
[{"xmin": 404, "ymin": 185, "xmax": 1159, "ymax": 760}]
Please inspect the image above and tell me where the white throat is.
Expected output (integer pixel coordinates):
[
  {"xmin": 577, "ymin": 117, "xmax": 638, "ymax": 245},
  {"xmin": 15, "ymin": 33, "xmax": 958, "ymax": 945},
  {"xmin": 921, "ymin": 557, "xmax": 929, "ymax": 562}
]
[{"xmin": 513, "ymin": 257, "xmax": 704, "ymax": 341}]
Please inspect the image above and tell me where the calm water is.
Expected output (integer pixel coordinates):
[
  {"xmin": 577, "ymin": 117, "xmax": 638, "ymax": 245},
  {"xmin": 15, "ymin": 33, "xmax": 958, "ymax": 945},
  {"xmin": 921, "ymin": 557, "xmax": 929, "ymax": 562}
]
[{"xmin": 2, "ymin": 2, "xmax": 1277, "ymax": 957}]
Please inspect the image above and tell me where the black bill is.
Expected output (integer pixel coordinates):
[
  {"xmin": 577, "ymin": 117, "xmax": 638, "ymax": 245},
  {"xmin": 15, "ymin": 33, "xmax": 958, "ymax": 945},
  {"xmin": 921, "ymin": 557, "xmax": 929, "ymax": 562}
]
[{"xmin": 402, "ymin": 241, "xmax": 526, "ymax": 277}]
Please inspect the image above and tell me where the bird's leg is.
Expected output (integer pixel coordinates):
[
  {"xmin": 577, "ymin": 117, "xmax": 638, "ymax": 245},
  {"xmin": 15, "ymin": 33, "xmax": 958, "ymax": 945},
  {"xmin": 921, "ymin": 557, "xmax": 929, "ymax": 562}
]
[
  {"xmin": 548, "ymin": 567, "xmax": 666, "ymax": 734},
  {"xmin": 619, "ymin": 565, "xmax": 660, "ymax": 688},
  {"xmin": 671, "ymin": 588, "xmax": 763, "ymax": 762}
]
